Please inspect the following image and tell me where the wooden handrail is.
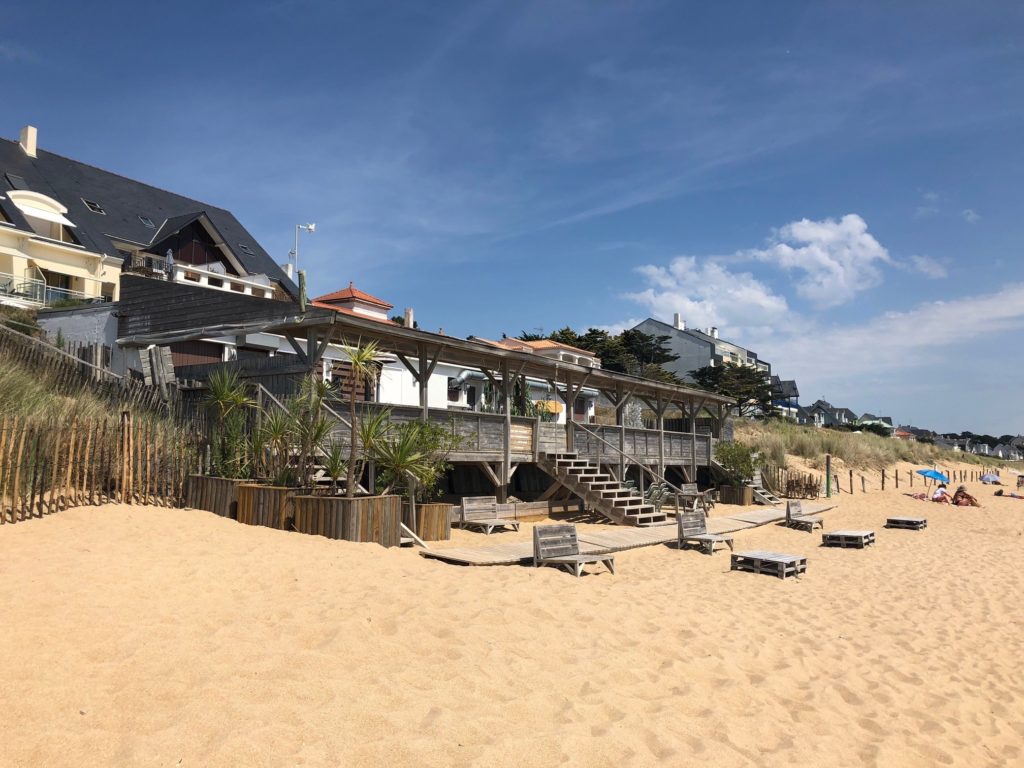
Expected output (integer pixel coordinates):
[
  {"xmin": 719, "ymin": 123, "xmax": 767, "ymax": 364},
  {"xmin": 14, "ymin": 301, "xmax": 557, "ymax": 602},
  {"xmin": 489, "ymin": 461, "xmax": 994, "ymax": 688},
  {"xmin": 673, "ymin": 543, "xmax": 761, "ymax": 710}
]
[{"xmin": 575, "ymin": 422, "xmax": 693, "ymax": 497}]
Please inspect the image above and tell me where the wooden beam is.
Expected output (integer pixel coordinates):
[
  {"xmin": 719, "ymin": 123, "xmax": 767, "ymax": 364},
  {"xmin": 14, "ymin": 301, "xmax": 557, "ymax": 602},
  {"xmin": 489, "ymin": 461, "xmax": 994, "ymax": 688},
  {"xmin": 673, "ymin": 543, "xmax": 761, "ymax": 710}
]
[
  {"xmin": 395, "ymin": 353, "xmax": 419, "ymax": 381},
  {"xmin": 537, "ymin": 478, "xmax": 565, "ymax": 501},
  {"xmin": 283, "ymin": 334, "xmax": 310, "ymax": 366},
  {"xmin": 508, "ymin": 463, "xmax": 520, "ymax": 480},
  {"xmin": 477, "ymin": 461, "xmax": 501, "ymax": 488}
]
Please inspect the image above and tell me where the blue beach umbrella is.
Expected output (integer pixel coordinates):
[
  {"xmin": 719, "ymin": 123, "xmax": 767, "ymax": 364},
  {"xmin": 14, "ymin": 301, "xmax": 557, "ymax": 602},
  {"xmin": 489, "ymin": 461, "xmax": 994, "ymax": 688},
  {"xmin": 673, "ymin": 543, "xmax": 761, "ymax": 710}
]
[
  {"xmin": 916, "ymin": 468, "xmax": 949, "ymax": 483},
  {"xmin": 980, "ymin": 473, "xmax": 1000, "ymax": 484}
]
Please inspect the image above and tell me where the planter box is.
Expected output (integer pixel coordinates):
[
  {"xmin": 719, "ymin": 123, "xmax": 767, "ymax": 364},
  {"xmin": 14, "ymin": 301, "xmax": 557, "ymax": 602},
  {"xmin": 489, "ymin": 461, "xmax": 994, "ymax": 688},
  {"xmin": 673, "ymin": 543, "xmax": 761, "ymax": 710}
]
[
  {"xmin": 185, "ymin": 475, "xmax": 243, "ymax": 519},
  {"xmin": 237, "ymin": 484, "xmax": 298, "ymax": 529},
  {"xmin": 718, "ymin": 484, "xmax": 753, "ymax": 506},
  {"xmin": 293, "ymin": 495, "xmax": 403, "ymax": 547},
  {"xmin": 403, "ymin": 502, "xmax": 452, "ymax": 541}
]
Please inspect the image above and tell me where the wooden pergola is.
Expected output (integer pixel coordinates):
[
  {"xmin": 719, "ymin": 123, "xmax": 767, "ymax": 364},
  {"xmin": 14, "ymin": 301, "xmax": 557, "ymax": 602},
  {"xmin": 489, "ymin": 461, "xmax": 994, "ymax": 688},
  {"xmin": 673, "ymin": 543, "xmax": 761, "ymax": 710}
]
[{"xmin": 119, "ymin": 305, "xmax": 734, "ymax": 498}]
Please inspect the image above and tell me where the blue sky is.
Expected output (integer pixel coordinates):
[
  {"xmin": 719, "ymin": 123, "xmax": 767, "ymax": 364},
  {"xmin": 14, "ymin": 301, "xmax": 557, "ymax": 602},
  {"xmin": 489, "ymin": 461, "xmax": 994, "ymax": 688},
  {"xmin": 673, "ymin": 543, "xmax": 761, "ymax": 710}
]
[{"xmin": 4, "ymin": 1, "xmax": 1023, "ymax": 434}]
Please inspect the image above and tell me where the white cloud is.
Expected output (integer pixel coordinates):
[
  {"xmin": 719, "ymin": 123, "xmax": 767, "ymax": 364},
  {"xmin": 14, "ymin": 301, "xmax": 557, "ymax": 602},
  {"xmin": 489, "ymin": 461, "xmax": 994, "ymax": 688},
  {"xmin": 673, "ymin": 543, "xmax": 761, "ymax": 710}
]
[
  {"xmin": 922, "ymin": 191, "xmax": 940, "ymax": 202},
  {"xmin": 914, "ymin": 205, "xmax": 939, "ymax": 219},
  {"xmin": 909, "ymin": 254, "xmax": 948, "ymax": 279},
  {"xmin": 624, "ymin": 256, "xmax": 790, "ymax": 333},
  {"xmin": 766, "ymin": 283, "xmax": 1024, "ymax": 388},
  {"xmin": 962, "ymin": 208, "xmax": 981, "ymax": 224},
  {"xmin": 743, "ymin": 214, "xmax": 891, "ymax": 308}
]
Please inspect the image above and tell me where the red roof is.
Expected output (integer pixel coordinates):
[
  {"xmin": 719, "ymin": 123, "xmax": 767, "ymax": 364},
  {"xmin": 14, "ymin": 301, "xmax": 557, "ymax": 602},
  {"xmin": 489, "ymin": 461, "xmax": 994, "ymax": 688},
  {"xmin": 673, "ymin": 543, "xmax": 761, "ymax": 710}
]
[
  {"xmin": 310, "ymin": 301, "xmax": 398, "ymax": 324},
  {"xmin": 313, "ymin": 282, "xmax": 393, "ymax": 309}
]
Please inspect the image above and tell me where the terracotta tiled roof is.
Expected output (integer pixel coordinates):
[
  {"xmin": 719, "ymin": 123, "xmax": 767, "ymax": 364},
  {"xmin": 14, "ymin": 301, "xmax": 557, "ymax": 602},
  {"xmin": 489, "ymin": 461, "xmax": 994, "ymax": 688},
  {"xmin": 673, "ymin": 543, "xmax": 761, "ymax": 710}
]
[
  {"xmin": 521, "ymin": 339, "xmax": 597, "ymax": 356},
  {"xmin": 309, "ymin": 301, "xmax": 398, "ymax": 324},
  {"xmin": 313, "ymin": 282, "xmax": 393, "ymax": 309}
]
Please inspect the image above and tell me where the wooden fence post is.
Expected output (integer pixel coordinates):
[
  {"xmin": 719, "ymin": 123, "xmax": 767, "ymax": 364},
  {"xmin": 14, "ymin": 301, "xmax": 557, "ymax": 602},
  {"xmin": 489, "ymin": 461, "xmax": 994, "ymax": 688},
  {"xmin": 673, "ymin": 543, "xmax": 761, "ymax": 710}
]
[
  {"xmin": 882, "ymin": 469, "xmax": 886, "ymax": 491},
  {"xmin": 849, "ymin": 469, "xmax": 854, "ymax": 494}
]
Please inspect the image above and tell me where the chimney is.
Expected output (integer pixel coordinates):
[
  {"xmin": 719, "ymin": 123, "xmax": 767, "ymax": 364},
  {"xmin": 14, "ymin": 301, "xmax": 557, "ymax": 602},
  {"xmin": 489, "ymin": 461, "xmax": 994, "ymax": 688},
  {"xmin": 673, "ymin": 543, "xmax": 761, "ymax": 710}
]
[
  {"xmin": 19, "ymin": 125, "xmax": 37, "ymax": 158},
  {"xmin": 404, "ymin": 307, "xmax": 415, "ymax": 328},
  {"xmin": 710, "ymin": 327, "xmax": 719, "ymax": 339},
  {"xmin": 282, "ymin": 262, "xmax": 294, "ymax": 279},
  {"xmin": 673, "ymin": 313, "xmax": 685, "ymax": 331}
]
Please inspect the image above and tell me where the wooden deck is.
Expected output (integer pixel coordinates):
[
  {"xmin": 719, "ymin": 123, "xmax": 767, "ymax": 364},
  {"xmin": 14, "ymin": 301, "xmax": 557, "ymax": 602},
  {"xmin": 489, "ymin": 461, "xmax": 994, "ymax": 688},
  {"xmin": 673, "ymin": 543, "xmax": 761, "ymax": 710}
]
[{"xmin": 419, "ymin": 503, "xmax": 836, "ymax": 566}]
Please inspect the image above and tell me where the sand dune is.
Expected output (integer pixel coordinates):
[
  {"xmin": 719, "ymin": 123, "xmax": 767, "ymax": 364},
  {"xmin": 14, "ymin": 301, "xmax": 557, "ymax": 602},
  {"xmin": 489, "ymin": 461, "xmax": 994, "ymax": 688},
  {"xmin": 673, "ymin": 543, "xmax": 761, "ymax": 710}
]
[{"xmin": 1, "ymin": 464, "xmax": 1022, "ymax": 767}]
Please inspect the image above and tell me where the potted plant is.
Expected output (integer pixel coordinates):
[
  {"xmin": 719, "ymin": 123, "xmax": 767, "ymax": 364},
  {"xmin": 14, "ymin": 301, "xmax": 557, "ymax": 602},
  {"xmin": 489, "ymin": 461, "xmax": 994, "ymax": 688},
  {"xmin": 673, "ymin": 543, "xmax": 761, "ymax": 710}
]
[
  {"xmin": 372, "ymin": 419, "xmax": 462, "ymax": 541},
  {"xmin": 186, "ymin": 368, "xmax": 257, "ymax": 518},
  {"xmin": 714, "ymin": 440, "xmax": 756, "ymax": 505}
]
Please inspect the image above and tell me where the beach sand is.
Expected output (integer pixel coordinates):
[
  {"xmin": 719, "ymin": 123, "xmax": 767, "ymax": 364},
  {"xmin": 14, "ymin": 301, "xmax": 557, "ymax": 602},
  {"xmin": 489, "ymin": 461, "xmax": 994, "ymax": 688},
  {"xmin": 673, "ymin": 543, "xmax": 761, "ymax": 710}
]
[{"xmin": 1, "ymin": 462, "xmax": 1022, "ymax": 767}]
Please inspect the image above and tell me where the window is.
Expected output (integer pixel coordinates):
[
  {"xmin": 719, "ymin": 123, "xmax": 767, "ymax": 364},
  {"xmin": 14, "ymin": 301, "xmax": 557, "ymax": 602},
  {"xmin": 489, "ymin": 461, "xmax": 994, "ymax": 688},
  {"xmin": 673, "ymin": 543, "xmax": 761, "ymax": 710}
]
[
  {"xmin": 138, "ymin": 215, "xmax": 156, "ymax": 228},
  {"xmin": 447, "ymin": 377, "xmax": 461, "ymax": 403},
  {"xmin": 82, "ymin": 198, "xmax": 106, "ymax": 215}
]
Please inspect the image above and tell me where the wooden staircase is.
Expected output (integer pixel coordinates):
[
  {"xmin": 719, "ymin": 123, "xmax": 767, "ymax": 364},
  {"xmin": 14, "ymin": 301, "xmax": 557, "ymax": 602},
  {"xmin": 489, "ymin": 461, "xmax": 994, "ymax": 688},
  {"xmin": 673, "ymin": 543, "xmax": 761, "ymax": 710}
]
[
  {"xmin": 537, "ymin": 452, "xmax": 668, "ymax": 527},
  {"xmin": 747, "ymin": 475, "xmax": 782, "ymax": 506}
]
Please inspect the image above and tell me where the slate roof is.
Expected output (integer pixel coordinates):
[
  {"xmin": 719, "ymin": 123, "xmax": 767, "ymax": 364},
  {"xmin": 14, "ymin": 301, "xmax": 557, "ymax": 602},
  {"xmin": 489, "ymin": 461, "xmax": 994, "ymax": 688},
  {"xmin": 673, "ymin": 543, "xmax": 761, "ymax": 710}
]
[
  {"xmin": 770, "ymin": 375, "xmax": 799, "ymax": 399},
  {"xmin": 0, "ymin": 134, "xmax": 297, "ymax": 297}
]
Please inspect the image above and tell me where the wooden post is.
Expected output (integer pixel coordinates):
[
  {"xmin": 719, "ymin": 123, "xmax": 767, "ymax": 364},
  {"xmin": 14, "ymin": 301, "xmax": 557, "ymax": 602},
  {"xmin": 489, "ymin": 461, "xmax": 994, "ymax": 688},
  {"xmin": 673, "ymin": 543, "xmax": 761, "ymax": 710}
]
[
  {"xmin": 895, "ymin": 468, "xmax": 899, "ymax": 488},
  {"xmin": 860, "ymin": 475, "xmax": 866, "ymax": 493},
  {"xmin": 500, "ymin": 359, "xmax": 511, "ymax": 503},
  {"xmin": 825, "ymin": 454, "xmax": 832, "ymax": 497},
  {"xmin": 882, "ymin": 469, "xmax": 886, "ymax": 491},
  {"xmin": 849, "ymin": 469, "xmax": 854, "ymax": 494}
]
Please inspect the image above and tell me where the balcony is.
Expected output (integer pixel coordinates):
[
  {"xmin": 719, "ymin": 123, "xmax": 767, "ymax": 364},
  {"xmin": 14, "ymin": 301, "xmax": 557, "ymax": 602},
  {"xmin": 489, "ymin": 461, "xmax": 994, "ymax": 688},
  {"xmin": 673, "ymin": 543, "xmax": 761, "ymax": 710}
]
[
  {"xmin": 0, "ymin": 271, "xmax": 106, "ymax": 308},
  {"xmin": 123, "ymin": 252, "xmax": 276, "ymax": 299}
]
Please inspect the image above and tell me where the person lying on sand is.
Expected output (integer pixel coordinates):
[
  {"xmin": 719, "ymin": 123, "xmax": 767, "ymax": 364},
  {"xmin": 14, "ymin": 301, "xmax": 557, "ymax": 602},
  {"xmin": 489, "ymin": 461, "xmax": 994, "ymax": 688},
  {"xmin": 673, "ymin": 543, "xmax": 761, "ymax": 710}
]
[
  {"xmin": 951, "ymin": 485, "xmax": 981, "ymax": 507},
  {"xmin": 994, "ymin": 489, "xmax": 1024, "ymax": 499},
  {"xmin": 931, "ymin": 483, "xmax": 953, "ymax": 504}
]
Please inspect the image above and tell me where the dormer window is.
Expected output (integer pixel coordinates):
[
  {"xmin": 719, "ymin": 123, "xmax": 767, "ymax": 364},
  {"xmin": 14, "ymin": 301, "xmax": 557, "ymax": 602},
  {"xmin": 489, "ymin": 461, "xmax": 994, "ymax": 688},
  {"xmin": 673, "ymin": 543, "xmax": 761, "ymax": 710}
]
[
  {"xmin": 138, "ymin": 215, "xmax": 155, "ymax": 228},
  {"xmin": 238, "ymin": 243, "xmax": 254, "ymax": 255},
  {"xmin": 82, "ymin": 198, "xmax": 106, "ymax": 215},
  {"xmin": 8, "ymin": 190, "xmax": 80, "ymax": 244}
]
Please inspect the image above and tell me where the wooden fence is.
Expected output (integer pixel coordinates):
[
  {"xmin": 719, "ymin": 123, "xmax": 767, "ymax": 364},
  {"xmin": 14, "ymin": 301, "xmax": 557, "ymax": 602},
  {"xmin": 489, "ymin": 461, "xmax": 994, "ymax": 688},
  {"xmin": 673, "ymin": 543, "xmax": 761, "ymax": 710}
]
[
  {"xmin": 763, "ymin": 463, "xmax": 1002, "ymax": 499},
  {"xmin": 0, "ymin": 413, "xmax": 200, "ymax": 523},
  {"xmin": 0, "ymin": 322, "xmax": 181, "ymax": 416}
]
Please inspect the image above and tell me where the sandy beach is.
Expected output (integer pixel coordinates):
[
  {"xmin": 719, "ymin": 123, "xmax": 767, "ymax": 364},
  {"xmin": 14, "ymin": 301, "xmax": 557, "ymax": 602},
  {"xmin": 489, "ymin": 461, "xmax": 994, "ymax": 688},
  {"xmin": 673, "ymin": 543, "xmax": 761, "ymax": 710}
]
[{"xmin": 1, "ymin": 462, "xmax": 1022, "ymax": 767}]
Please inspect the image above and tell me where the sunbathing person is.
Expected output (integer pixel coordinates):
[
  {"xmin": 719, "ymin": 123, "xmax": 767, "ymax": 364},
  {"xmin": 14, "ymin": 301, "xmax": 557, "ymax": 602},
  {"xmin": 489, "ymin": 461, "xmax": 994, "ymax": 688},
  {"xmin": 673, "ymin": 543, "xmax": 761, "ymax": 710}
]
[
  {"xmin": 951, "ymin": 485, "xmax": 981, "ymax": 507},
  {"xmin": 932, "ymin": 483, "xmax": 953, "ymax": 504}
]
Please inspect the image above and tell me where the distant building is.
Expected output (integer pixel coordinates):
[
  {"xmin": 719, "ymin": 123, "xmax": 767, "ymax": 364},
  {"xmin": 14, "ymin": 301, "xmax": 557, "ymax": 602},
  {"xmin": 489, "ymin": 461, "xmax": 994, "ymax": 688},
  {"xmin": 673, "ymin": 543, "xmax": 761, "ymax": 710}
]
[
  {"xmin": 771, "ymin": 375, "xmax": 800, "ymax": 418},
  {"xmin": 631, "ymin": 314, "xmax": 770, "ymax": 383}
]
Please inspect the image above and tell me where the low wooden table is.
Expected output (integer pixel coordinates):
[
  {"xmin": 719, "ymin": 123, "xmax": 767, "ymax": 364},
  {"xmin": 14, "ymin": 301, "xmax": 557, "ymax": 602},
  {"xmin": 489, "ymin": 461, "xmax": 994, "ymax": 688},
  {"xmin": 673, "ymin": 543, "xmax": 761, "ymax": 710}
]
[
  {"xmin": 822, "ymin": 530, "xmax": 876, "ymax": 548},
  {"xmin": 886, "ymin": 517, "xmax": 927, "ymax": 530},
  {"xmin": 731, "ymin": 551, "xmax": 807, "ymax": 580}
]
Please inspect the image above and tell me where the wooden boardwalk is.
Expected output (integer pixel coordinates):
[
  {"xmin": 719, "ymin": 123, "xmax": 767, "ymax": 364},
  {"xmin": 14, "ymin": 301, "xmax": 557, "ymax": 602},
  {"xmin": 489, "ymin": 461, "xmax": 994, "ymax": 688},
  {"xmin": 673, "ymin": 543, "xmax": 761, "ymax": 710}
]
[{"xmin": 419, "ymin": 503, "xmax": 836, "ymax": 566}]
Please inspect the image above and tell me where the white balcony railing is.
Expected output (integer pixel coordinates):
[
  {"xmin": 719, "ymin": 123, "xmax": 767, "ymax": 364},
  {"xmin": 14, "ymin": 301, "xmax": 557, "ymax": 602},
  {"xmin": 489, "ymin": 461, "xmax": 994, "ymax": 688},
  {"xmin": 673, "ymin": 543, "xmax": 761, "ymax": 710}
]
[
  {"xmin": 0, "ymin": 271, "xmax": 104, "ymax": 307},
  {"xmin": 170, "ymin": 263, "xmax": 275, "ymax": 299}
]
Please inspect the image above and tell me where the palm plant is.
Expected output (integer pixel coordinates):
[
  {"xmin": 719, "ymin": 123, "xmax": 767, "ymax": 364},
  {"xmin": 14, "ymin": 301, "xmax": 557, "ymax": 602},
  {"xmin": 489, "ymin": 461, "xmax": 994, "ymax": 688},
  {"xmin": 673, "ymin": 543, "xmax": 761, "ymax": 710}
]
[
  {"xmin": 206, "ymin": 368, "xmax": 256, "ymax": 478},
  {"xmin": 342, "ymin": 339, "xmax": 381, "ymax": 498},
  {"xmin": 372, "ymin": 422, "xmax": 435, "ymax": 530},
  {"xmin": 321, "ymin": 441, "xmax": 347, "ymax": 495}
]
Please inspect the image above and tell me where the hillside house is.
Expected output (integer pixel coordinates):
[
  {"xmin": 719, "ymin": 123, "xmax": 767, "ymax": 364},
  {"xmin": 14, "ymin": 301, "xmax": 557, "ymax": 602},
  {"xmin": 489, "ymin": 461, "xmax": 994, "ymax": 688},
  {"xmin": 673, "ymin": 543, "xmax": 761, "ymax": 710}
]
[
  {"xmin": 1, "ymin": 125, "xmax": 294, "ymax": 312},
  {"xmin": 631, "ymin": 315, "xmax": 771, "ymax": 382}
]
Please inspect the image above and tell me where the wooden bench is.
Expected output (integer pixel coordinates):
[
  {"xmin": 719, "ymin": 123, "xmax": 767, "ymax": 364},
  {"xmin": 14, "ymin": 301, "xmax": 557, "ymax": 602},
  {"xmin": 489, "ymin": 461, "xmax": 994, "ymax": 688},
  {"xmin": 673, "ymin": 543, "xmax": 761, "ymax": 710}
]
[
  {"xmin": 822, "ymin": 530, "xmax": 875, "ymax": 548},
  {"xmin": 886, "ymin": 516, "xmax": 927, "ymax": 530},
  {"xmin": 533, "ymin": 524, "xmax": 615, "ymax": 578},
  {"xmin": 458, "ymin": 496, "xmax": 520, "ymax": 535},
  {"xmin": 677, "ymin": 506, "xmax": 733, "ymax": 555},
  {"xmin": 677, "ymin": 482, "xmax": 707, "ymax": 514},
  {"xmin": 731, "ymin": 551, "xmax": 807, "ymax": 580},
  {"xmin": 785, "ymin": 499, "xmax": 823, "ymax": 532}
]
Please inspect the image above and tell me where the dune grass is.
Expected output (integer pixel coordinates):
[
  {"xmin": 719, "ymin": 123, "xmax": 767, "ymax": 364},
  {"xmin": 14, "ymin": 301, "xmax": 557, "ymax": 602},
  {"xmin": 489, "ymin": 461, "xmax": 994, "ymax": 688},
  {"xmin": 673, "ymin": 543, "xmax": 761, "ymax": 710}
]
[{"xmin": 734, "ymin": 418, "xmax": 993, "ymax": 471}]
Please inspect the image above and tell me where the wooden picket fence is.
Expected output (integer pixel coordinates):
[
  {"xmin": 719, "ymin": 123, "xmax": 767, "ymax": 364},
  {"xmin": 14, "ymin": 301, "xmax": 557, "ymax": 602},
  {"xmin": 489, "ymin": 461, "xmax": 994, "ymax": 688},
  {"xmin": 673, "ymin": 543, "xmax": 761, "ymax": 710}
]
[
  {"xmin": 0, "ymin": 412, "xmax": 201, "ymax": 523},
  {"xmin": 0, "ymin": 321, "xmax": 182, "ymax": 416}
]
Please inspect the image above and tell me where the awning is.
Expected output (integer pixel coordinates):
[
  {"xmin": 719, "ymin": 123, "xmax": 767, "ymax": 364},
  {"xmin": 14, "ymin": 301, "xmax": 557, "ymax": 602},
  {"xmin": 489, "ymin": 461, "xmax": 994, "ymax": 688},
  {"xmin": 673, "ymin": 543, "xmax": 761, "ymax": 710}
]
[
  {"xmin": 15, "ymin": 204, "xmax": 76, "ymax": 227},
  {"xmin": 534, "ymin": 400, "xmax": 564, "ymax": 414}
]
